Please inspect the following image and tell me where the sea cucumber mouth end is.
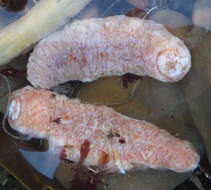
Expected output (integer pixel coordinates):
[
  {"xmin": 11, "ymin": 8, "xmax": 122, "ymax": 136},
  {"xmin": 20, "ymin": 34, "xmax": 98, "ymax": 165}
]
[
  {"xmin": 157, "ymin": 49, "xmax": 191, "ymax": 82},
  {"xmin": 8, "ymin": 100, "xmax": 21, "ymax": 120}
]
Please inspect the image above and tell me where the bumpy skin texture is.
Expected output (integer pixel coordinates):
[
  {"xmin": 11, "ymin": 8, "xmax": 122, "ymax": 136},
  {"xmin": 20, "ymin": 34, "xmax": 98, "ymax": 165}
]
[
  {"xmin": 8, "ymin": 86, "xmax": 199, "ymax": 173},
  {"xmin": 27, "ymin": 15, "xmax": 191, "ymax": 89}
]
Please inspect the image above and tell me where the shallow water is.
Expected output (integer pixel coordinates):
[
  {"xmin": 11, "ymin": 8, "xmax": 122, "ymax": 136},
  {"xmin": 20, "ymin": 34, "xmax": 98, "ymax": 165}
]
[{"xmin": 0, "ymin": 0, "xmax": 211, "ymax": 190}]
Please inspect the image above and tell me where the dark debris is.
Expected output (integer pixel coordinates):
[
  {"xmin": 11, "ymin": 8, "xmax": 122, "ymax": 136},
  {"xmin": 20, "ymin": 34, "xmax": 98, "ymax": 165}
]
[
  {"xmin": 0, "ymin": 0, "xmax": 28, "ymax": 12},
  {"xmin": 0, "ymin": 167, "xmax": 26, "ymax": 190}
]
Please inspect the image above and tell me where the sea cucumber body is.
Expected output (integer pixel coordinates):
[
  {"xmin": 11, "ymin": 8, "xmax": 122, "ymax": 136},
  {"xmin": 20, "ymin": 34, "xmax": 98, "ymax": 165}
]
[
  {"xmin": 27, "ymin": 15, "xmax": 191, "ymax": 89},
  {"xmin": 8, "ymin": 86, "xmax": 199, "ymax": 173}
]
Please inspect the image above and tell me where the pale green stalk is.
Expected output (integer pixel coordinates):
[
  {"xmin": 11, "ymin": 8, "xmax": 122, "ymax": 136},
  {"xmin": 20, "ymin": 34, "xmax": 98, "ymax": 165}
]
[{"xmin": 0, "ymin": 0, "xmax": 91, "ymax": 65}]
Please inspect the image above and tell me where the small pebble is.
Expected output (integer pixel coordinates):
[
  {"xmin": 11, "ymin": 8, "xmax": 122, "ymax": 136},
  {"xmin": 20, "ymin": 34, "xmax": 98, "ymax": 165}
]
[
  {"xmin": 192, "ymin": 0, "xmax": 211, "ymax": 30},
  {"xmin": 149, "ymin": 9, "xmax": 191, "ymax": 28}
]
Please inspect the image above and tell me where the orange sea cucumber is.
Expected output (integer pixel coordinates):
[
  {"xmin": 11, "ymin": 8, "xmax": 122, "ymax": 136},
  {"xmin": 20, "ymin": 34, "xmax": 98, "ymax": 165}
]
[{"xmin": 8, "ymin": 86, "xmax": 199, "ymax": 173}]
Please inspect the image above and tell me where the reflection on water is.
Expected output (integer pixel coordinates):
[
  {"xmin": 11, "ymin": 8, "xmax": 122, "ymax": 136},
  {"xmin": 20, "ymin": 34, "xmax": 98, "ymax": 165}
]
[
  {"xmin": 168, "ymin": 0, "xmax": 195, "ymax": 17},
  {"xmin": 19, "ymin": 149, "xmax": 60, "ymax": 179},
  {"xmin": 0, "ymin": 0, "xmax": 195, "ymax": 29},
  {"xmin": 0, "ymin": 0, "xmax": 34, "ymax": 28}
]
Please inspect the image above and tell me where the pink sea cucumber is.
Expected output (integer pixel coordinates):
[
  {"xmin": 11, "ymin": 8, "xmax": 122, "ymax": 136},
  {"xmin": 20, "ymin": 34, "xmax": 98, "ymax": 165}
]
[{"xmin": 27, "ymin": 15, "xmax": 191, "ymax": 89}]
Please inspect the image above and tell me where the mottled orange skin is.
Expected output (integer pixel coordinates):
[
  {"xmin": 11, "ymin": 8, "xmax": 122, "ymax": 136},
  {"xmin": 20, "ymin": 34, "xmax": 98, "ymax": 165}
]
[{"xmin": 8, "ymin": 86, "xmax": 199, "ymax": 173}]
